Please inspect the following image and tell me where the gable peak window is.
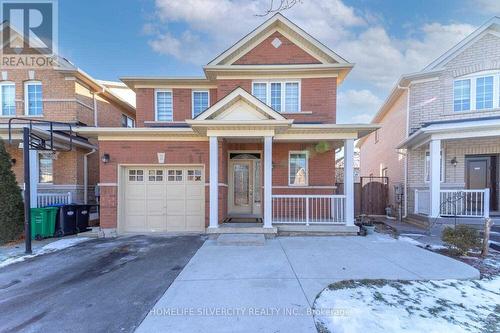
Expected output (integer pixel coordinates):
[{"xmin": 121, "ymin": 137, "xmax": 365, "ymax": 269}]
[
  {"xmin": 24, "ymin": 81, "xmax": 43, "ymax": 116},
  {"xmin": 192, "ymin": 90, "xmax": 210, "ymax": 117},
  {"xmin": 155, "ymin": 89, "xmax": 173, "ymax": 122},
  {"xmin": 252, "ymin": 80, "xmax": 300, "ymax": 113},
  {"xmin": 0, "ymin": 82, "xmax": 15, "ymax": 116}
]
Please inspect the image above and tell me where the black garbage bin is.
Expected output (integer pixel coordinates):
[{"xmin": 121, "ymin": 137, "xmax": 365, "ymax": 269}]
[
  {"xmin": 54, "ymin": 204, "xmax": 77, "ymax": 237},
  {"xmin": 75, "ymin": 204, "xmax": 91, "ymax": 233}
]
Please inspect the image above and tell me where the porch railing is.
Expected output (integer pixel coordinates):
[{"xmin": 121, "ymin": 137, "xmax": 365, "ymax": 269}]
[
  {"xmin": 37, "ymin": 192, "xmax": 72, "ymax": 208},
  {"xmin": 414, "ymin": 189, "xmax": 489, "ymax": 218},
  {"xmin": 271, "ymin": 195, "xmax": 346, "ymax": 224}
]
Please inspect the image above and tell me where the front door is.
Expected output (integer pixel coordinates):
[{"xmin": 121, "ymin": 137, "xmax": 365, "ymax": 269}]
[
  {"xmin": 466, "ymin": 156, "xmax": 497, "ymax": 210},
  {"xmin": 229, "ymin": 161, "xmax": 254, "ymax": 215}
]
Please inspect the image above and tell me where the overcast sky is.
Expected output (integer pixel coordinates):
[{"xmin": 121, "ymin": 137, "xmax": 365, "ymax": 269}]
[{"xmin": 57, "ymin": 0, "xmax": 500, "ymax": 123}]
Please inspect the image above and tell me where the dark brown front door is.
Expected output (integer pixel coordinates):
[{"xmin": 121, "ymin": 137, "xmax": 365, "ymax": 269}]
[{"xmin": 465, "ymin": 156, "xmax": 497, "ymax": 210}]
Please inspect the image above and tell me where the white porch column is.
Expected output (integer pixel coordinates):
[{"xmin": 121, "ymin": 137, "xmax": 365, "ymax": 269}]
[
  {"xmin": 429, "ymin": 139, "xmax": 441, "ymax": 218},
  {"xmin": 263, "ymin": 136, "xmax": 273, "ymax": 228},
  {"xmin": 209, "ymin": 136, "xmax": 219, "ymax": 228},
  {"xmin": 344, "ymin": 139, "xmax": 355, "ymax": 226}
]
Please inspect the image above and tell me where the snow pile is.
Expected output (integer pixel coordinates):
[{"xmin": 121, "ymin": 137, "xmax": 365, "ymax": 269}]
[
  {"xmin": 314, "ymin": 277, "xmax": 500, "ymax": 333},
  {"xmin": 0, "ymin": 237, "xmax": 89, "ymax": 268}
]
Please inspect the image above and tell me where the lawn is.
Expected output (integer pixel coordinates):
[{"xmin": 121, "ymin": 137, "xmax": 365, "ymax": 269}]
[{"xmin": 313, "ymin": 254, "xmax": 500, "ymax": 333}]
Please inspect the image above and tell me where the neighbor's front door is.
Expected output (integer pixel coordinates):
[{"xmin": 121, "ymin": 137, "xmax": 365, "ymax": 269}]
[{"xmin": 229, "ymin": 161, "xmax": 253, "ymax": 215}]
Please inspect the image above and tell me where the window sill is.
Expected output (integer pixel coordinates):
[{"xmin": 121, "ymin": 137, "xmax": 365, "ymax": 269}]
[
  {"xmin": 449, "ymin": 108, "xmax": 500, "ymax": 116},
  {"xmin": 280, "ymin": 111, "xmax": 312, "ymax": 115}
]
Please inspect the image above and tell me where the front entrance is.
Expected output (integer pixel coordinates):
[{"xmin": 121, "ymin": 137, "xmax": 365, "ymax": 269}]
[
  {"xmin": 228, "ymin": 152, "xmax": 262, "ymax": 217},
  {"xmin": 466, "ymin": 155, "xmax": 498, "ymax": 211}
]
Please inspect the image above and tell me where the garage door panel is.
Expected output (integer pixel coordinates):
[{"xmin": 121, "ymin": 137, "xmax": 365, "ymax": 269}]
[{"xmin": 122, "ymin": 166, "xmax": 204, "ymax": 233}]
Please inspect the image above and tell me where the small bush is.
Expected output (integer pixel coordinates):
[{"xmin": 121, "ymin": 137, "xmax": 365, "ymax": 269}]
[
  {"xmin": 0, "ymin": 139, "xmax": 24, "ymax": 244},
  {"xmin": 442, "ymin": 225, "xmax": 481, "ymax": 256}
]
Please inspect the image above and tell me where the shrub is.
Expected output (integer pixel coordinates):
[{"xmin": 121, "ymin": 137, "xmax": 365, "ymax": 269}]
[
  {"xmin": 0, "ymin": 139, "xmax": 24, "ymax": 244},
  {"xmin": 441, "ymin": 225, "xmax": 481, "ymax": 256}
]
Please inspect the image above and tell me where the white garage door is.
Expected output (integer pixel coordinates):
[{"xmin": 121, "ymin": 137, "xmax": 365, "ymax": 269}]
[{"xmin": 122, "ymin": 166, "xmax": 205, "ymax": 233}]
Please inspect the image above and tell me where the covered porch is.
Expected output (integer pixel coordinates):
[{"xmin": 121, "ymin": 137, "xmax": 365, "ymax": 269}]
[
  {"xmin": 399, "ymin": 117, "xmax": 500, "ymax": 221},
  {"xmin": 187, "ymin": 88, "xmax": 377, "ymax": 233}
]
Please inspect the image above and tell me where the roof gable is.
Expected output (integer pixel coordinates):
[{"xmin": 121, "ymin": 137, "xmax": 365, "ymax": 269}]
[
  {"xmin": 207, "ymin": 13, "xmax": 348, "ymax": 66},
  {"xmin": 195, "ymin": 87, "xmax": 286, "ymax": 121},
  {"xmin": 424, "ymin": 17, "xmax": 500, "ymax": 71}
]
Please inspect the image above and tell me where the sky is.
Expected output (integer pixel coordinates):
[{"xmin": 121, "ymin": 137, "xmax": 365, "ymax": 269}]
[{"xmin": 56, "ymin": 0, "xmax": 500, "ymax": 123}]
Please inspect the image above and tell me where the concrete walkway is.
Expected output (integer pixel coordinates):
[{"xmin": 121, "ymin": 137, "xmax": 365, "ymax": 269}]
[{"xmin": 137, "ymin": 234, "xmax": 479, "ymax": 333}]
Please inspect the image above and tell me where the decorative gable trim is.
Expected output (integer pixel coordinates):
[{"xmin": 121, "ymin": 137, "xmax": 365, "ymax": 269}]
[
  {"xmin": 206, "ymin": 13, "xmax": 350, "ymax": 66},
  {"xmin": 193, "ymin": 87, "xmax": 287, "ymax": 121}
]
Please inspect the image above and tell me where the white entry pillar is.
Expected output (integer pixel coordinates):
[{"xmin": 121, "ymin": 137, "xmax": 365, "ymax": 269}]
[
  {"xmin": 209, "ymin": 136, "xmax": 219, "ymax": 228},
  {"xmin": 263, "ymin": 136, "xmax": 273, "ymax": 228},
  {"xmin": 429, "ymin": 139, "xmax": 441, "ymax": 218},
  {"xmin": 344, "ymin": 139, "xmax": 355, "ymax": 226}
]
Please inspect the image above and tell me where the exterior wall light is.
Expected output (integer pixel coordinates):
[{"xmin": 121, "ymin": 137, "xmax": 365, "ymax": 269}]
[
  {"xmin": 451, "ymin": 157, "xmax": 458, "ymax": 167},
  {"xmin": 101, "ymin": 153, "xmax": 110, "ymax": 164}
]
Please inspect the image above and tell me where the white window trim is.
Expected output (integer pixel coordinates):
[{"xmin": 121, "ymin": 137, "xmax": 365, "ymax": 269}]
[
  {"xmin": 38, "ymin": 152, "xmax": 53, "ymax": 184},
  {"xmin": 191, "ymin": 89, "xmax": 210, "ymax": 118},
  {"xmin": 0, "ymin": 81, "xmax": 15, "ymax": 117},
  {"xmin": 424, "ymin": 150, "xmax": 445, "ymax": 183},
  {"xmin": 154, "ymin": 89, "xmax": 173, "ymax": 122},
  {"xmin": 251, "ymin": 79, "xmax": 301, "ymax": 113},
  {"xmin": 24, "ymin": 81, "xmax": 43, "ymax": 116},
  {"xmin": 288, "ymin": 150, "xmax": 309, "ymax": 186},
  {"xmin": 453, "ymin": 70, "xmax": 500, "ymax": 112}
]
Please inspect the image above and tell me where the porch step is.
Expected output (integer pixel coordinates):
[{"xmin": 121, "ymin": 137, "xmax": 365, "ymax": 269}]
[
  {"xmin": 216, "ymin": 234, "xmax": 266, "ymax": 246},
  {"xmin": 206, "ymin": 223, "xmax": 278, "ymax": 235},
  {"xmin": 404, "ymin": 215, "xmax": 430, "ymax": 229}
]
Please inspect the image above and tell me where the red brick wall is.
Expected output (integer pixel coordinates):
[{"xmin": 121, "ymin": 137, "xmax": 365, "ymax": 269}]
[
  {"xmin": 298, "ymin": 77, "xmax": 337, "ymax": 123},
  {"xmin": 135, "ymin": 88, "xmax": 154, "ymax": 126},
  {"xmin": 234, "ymin": 31, "xmax": 321, "ymax": 65},
  {"xmin": 99, "ymin": 140, "xmax": 335, "ymax": 228},
  {"xmin": 216, "ymin": 80, "xmax": 252, "ymax": 102}
]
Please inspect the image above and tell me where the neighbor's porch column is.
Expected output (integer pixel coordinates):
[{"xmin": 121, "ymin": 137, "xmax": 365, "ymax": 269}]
[
  {"xmin": 209, "ymin": 136, "xmax": 219, "ymax": 228},
  {"xmin": 429, "ymin": 139, "xmax": 441, "ymax": 218},
  {"xmin": 344, "ymin": 139, "xmax": 355, "ymax": 226},
  {"xmin": 263, "ymin": 136, "xmax": 273, "ymax": 228}
]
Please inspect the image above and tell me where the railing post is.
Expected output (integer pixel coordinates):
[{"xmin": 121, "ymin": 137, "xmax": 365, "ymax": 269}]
[
  {"xmin": 68, "ymin": 192, "xmax": 72, "ymax": 204},
  {"xmin": 305, "ymin": 198, "xmax": 309, "ymax": 226},
  {"xmin": 484, "ymin": 188, "xmax": 490, "ymax": 218},
  {"xmin": 414, "ymin": 189, "xmax": 418, "ymax": 214}
]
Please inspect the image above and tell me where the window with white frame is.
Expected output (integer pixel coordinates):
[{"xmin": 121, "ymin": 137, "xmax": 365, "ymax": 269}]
[
  {"xmin": 39, "ymin": 153, "xmax": 53, "ymax": 183},
  {"xmin": 155, "ymin": 90, "xmax": 173, "ymax": 121},
  {"xmin": 128, "ymin": 169, "xmax": 144, "ymax": 182},
  {"xmin": 121, "ymin": 114, "xmax": 135, "ymax": 127},
  {"xmin": 0, "ymin": 82, "xmax": 15, "ymax": 116},
  {"xmin": 252, "ymin": 80, "xmax": 300, "ymax": 112},
  {"xmin": 424, "ymin": 151, "xmax": 444, "ymax": 182},
  {"xmin": 25, "ymin": 81, "xmax": 43, "ymax": 115},
  {"xmin": 289, "ymin": 151, "xmax": 308, "ymax": 186},
  {"xmin": 192, "ymin": 90, "xmax": 209, "ymax": 117},
  {"xmin": 453, "ymin": 72, "xmax": 500, "ymax": 111}
]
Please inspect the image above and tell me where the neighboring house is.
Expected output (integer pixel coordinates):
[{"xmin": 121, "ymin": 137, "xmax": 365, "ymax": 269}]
[
  {"xmin": 359, "ymin": 17, "xmax": 500, "ymax": 223},
  {"xmin": 335, "ymin": 148, "xmax": 360, "ymax": 183},
  {"xmin": 0, "ymin": 21, "xmax": 136, "ymax": 207},
  {"xmin": 78, "ymin": 14, "xmax": 377, "ymax": 236}
]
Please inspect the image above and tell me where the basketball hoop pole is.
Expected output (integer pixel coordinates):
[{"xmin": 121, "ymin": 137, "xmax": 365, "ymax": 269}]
[{"xmin": 23, "ymin": 127, "xmax": 32, "ymax": 254}]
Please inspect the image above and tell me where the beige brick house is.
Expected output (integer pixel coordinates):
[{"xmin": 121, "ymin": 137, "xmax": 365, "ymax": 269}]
[
  {"xmin": 359, "ymin": 17, "xmax": 500, "ymax": 223},
  {"xmin": 1, "ymin": 22, "xmax": 136, "ymax": 207}
]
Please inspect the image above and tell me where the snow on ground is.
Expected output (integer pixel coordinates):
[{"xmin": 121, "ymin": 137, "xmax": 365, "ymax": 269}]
[
  {"xmin": 0, "ymin": 237, "xmax": 89, "ymax": 268},
  {"xmin": 314, "ymin": 277, "xmax": 500, "ymax": 333}
]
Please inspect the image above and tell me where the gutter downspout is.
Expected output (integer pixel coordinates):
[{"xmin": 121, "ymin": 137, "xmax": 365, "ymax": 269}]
[
  {"xmin": 398, "ymin": 84, "xmax": 410, "ymax": 218},
  {"xmin": 84, "ymin": 149, "xmax": 97, "ymax": 204},
  {"xmin": 92, "ymin": 88, "xmax": 105, "ymax": 127}
]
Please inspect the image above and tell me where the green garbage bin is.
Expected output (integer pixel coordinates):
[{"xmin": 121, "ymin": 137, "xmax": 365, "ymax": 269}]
[{"xmin": 30, "ymin": 207, "xmax": 59, "ymax": 240}]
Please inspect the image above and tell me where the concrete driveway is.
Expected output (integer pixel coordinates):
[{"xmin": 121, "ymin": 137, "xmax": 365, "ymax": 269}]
[
  {"xmin": 0, "ymin": 235, "xmax": 205, "ymax": 333},
  {"xmin": 137, "ymin": 234, "xmax": 479, "ymax": 333}
]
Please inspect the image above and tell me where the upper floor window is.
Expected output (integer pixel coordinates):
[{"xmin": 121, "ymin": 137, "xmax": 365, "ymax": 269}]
[
  {"xmin": 192, "ymin": 90, "xmax": 209, "ymax": 117},
  {"xmin": 453, "ymin": 79, "xmax": 470, "ymax": 112},
  {"xmin": 475, "ymin": 76, "xmax": 493, "ymax": 110},
  {"xmin": 121, "ymin": 114, "xmax": 135, "ymax": 128},
  {"xmin": 155, "ymin": 90, "xmax": 173, "ymax": 121},
  {"xmin": 0, "ymin": 82, "xmax": 15, "ymax": 116},
  {"xmin": 24, "ymin": 81, "xmax": 43, "ymax": 116},
  {"xmin": 252, "ymin": 80, "xmax": 300, "ymax": 112},
  {"xmin": 453, "ymin": 72, "xmax": 500, "ymax": 112}
]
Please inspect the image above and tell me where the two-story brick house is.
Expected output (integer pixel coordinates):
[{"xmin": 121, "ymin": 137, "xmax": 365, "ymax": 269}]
[
  {"xmin": 78, "ymin": 14, "xmax": 377, "ymax": 236},
  {"xmin": 1, "ymin": 23, "xmax": 136, "ymax": 207},
  {"xmin": 359, "ymin": 17, "xmax": 500, "ymax": 224}
]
